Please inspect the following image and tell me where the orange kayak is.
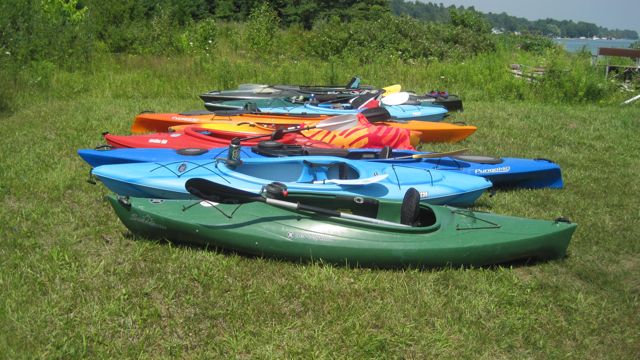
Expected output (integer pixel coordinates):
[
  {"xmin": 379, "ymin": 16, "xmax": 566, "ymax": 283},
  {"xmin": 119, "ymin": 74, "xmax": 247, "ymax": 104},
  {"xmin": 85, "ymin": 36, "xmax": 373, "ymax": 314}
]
[
  {"xmin": 171, "ymin": 115, "xmax": 419, "ymax": 150},
  {"xmin": 132, "ymin": 111, "xmax": 328, "ymax": 133},
  {"xmin": 132, "ymin": 111, "xmax": 475, "ymax": 143}
]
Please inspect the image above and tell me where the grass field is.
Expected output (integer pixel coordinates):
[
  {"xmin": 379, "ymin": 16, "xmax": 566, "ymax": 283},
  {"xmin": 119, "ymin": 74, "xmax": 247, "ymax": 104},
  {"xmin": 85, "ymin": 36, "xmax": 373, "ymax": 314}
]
[{"xmin": 1, "ymin": 56, "xmax": 639, "ymax": 358}]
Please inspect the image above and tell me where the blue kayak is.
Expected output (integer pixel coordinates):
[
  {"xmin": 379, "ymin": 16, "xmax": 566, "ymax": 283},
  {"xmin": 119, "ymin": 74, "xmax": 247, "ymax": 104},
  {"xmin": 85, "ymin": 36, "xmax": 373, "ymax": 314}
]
[
  {"xmin": 79, "ymin": 146, "xmax": 563, "ymax": 189},
  {"xmin": 91, "ymin": 156, "xmax": 492, "ymax": 206},
  {"xmin": 204, "ymin": 101, "xmax": 448, "ymax": 122}
]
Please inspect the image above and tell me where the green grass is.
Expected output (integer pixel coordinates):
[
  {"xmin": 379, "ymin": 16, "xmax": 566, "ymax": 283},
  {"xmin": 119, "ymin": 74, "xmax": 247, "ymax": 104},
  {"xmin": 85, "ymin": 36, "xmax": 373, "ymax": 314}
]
[{"xmin": 0, "ymin": 56, "xmax": 639, "ymax": 358}]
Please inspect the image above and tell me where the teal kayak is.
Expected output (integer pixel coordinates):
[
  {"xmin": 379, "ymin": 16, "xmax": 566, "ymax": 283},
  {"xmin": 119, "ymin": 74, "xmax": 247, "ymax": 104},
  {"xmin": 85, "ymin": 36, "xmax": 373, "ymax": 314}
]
[{"xmin": 204, "ymin": 97, "xmax": 449, "ymax": 121}]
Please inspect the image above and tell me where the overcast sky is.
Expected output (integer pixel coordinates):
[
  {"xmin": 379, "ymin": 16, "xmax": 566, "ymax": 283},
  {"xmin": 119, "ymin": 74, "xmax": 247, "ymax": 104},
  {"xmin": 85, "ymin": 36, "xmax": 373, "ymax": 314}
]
[{"xmin": 423, "ymin": 0, "xmax": 640, "ymax": 34}]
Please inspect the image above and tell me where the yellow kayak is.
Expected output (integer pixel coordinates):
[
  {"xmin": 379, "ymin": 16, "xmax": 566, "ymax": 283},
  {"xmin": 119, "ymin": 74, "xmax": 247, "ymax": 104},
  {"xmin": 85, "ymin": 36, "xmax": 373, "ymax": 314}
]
[{"xmin": 381, "ymin": 121, "xmax": 476, "ymax": 143}]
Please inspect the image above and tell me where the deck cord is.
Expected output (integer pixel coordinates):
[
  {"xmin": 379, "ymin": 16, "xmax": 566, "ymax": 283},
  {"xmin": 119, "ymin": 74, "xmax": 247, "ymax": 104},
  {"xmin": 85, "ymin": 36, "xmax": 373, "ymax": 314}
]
[
  {"xmin": 182, "ymin": 199, "xmax": 244, "ymax": 219},
  {"xmin": 451, "ymin": 209, "xmax": 501, "ymax": 230}
]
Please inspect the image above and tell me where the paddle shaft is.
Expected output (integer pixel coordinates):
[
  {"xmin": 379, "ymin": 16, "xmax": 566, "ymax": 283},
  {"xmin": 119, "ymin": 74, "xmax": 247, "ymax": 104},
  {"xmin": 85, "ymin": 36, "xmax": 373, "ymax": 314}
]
[
  {"xmin": 264, "ymin": 197, "xmax": 409, "ymax": 228},
  {"xmin": 238, "ymin": 125, "xmax": 311, "ymax": 142},
  {"xmin": 185, "ymin": 178, "xmax": 409, "ymax": 228},
  {"xmin": 392, "ymin": 148, "xmax": 470, "ymax": 160}
]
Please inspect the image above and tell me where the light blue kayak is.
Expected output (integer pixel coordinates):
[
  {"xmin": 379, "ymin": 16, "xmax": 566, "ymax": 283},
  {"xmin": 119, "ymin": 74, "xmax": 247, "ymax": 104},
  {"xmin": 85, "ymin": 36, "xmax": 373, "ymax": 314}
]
[
  {"xmin": 91, "ymin": 156, "xmax": 492, "ymax": 206},
  {"xmin": 204, "ymin": 101, "xmax": 448, "ymax": 121}
]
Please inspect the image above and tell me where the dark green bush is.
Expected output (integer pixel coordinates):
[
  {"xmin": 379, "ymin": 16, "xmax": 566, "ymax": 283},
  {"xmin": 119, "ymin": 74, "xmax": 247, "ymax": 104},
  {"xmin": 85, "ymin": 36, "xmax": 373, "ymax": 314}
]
[
  {"xmin": 0, "ymin": 0, "xmax": 93, "ymax": 67},
  {"xmin": 305, "ymin": 13, "xmax": 495, "ymax": 63},
  {"xmin": 179, "ymin": 19, "xmax": 218, "ymax": 56},
  {"xmin": 518, "ymin": 35, "xmax": 557, "ymax": 54}
]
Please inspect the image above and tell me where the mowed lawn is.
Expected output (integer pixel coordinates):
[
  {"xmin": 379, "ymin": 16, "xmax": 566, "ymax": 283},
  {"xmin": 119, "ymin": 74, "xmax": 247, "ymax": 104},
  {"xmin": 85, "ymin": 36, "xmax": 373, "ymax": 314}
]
[{"xmin": 1, "ymin": 60, "xmax": 639, "ymax": 358}]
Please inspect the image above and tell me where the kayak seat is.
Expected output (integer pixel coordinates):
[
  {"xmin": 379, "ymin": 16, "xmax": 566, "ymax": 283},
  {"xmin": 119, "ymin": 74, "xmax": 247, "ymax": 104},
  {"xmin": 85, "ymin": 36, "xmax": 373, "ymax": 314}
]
[
  {"xmin": 401, "ymin": 188, "xmax": 438, "ymax": 227},
  {"xmin": 401, "ymin": 188, "xmax": 421, "ymax": 226},
  {"xmin": 301, "ymin": 161, "xmax": 358, "ymax": 182},
  {"xmin": 379, "ymin": 146, "xmax": 392, "ymax": 159},
  {"xmin": 346, "ymin": 76, "xmax": 360, "ymax": 89}
]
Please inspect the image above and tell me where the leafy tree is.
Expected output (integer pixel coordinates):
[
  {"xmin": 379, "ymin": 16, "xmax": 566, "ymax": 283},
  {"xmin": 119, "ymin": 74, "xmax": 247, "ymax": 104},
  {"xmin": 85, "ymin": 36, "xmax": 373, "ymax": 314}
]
[{"xmin": 449, "ymin": 8, "xmax": 491, "ymax": 34}]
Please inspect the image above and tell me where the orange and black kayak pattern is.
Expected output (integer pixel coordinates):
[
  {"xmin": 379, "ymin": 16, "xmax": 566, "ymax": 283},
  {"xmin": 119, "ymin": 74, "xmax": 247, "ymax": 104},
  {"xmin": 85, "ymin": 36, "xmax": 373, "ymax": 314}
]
[{"xmin": 302, "ymin": 115, "xmax": 417, "ymax": 149}]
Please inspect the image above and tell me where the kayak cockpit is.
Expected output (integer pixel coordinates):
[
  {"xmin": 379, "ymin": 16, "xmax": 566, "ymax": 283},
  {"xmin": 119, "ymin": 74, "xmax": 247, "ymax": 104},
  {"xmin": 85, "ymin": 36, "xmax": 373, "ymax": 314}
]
[
  {"xmin": 227, "ymin": 160, "xmax": 360, "ymax": 183},
  {"xmin": 288, "ymin": 190, "xmax": 439, "ymax": 230}
]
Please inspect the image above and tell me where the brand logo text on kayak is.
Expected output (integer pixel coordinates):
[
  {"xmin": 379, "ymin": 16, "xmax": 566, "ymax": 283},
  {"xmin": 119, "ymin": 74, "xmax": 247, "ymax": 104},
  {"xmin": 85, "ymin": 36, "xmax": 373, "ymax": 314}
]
[
  {"xmin": 474, "ymin": 166, "xmax": 511, "ymax": 174},
  {"xmin": 130, "ymin": 214, "xmax": 167, "ymax": 229}
]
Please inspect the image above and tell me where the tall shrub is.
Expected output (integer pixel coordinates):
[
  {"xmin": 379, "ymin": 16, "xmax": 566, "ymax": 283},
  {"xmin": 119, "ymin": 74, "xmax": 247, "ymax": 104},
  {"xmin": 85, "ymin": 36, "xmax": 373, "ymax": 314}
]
[
  {"xmin": 180, "ymin": 18, "xmax": 218, "ymax": 56},
  {"xmin": 245, "ymin": 2, "xmax": 280, "ymax": 53}
]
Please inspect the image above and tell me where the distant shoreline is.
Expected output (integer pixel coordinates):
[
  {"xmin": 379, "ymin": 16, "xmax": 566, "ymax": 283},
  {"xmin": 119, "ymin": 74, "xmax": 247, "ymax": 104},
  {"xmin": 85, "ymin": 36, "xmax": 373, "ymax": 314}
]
[
  {"xmin": 552, "ymin": 38, "xmax": 636, "ymax": 54},
  {"xmin": 553, "ymin": 37, "xmax": 637, "ymax": 41}
]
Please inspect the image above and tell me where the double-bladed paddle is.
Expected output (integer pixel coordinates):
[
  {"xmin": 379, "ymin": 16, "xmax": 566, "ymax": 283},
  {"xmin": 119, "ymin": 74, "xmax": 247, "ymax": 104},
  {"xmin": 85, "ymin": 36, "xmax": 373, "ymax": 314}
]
[
  {"xmin": 185, "ymin": 178, "xmax": 409, "ymax": 227},
  {"xmin": 238, "ymin": 113, "xmax": 361, "ymax": 142},
  {"xmin": 238, "ymin": 108, "xmax": 392, "ymax": 142}
]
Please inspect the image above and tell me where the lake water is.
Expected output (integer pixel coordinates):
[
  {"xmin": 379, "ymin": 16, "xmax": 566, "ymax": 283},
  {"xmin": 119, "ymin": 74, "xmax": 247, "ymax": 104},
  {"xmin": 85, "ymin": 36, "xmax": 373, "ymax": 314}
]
[{"xmin": 553, "ymin": 38, "xmax": 636, "ymax": 54}]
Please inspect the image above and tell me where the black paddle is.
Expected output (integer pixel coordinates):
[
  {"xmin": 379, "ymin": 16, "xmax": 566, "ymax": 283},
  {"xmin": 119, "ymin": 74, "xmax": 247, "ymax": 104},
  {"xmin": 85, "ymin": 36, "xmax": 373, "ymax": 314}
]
[
  {"xmin": 389, "ymin": 148, "xmax": 470, "ymax": 160},
  {"xmin": 359, "ymin": 107, "xmax": 391, "ymax": 123},
  {"xmin": 185, "ymin": 178, "xmax": 409, "ymax": 227}
]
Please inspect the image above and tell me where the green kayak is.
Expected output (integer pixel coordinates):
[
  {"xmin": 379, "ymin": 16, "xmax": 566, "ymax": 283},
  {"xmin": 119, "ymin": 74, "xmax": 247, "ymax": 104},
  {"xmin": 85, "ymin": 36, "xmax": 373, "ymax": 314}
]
[{"xmin": 107, "ymin": 192, "xmax": 576, "ymax": 268}]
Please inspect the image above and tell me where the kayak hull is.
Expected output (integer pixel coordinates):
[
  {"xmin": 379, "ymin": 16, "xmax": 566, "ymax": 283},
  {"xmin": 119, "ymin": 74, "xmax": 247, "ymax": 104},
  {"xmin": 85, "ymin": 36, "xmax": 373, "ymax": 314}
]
[
  {"xmin": 104, "ymin": 126, "xmax": 335, "ymax": 149},
  {"xmin": 91, "ymin": 156, "xmax": 493, "ymax": 206},
  {"xmin": 107, "ymin": 194, "xmax": 576, "ymax": 268}
]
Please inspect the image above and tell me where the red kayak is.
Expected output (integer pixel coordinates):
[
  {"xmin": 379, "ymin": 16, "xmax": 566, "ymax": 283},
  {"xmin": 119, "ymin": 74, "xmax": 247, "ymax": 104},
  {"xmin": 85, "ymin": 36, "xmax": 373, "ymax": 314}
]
[{"xmin": 104, "ymin": 126, "xmax": 336, "ymax": 149}]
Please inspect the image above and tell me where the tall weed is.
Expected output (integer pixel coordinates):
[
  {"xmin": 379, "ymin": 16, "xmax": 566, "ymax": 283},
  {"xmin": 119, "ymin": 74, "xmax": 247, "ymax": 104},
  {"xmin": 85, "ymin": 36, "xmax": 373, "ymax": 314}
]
[{"xmin": 536, "ymin": 50, "xmax": 613, "ymax": 103}]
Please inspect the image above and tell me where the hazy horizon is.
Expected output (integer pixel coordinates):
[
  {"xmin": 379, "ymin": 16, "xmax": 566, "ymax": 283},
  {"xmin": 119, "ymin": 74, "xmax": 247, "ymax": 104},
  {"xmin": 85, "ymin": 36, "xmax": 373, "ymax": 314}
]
[{"xmin": 420, "ymin": 0, "xmax": 640, "ymax": 36}]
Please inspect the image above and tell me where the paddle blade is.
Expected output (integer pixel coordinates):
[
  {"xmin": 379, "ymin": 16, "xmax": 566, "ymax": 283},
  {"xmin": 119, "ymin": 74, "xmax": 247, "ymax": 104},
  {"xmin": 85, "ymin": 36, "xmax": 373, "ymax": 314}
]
[
  {"xmin": 451, "ymin": 154, "xmax": 503, "ymax": 164},
  {"xmin": 314, "ymin": 114, "xmax": 359, "ymax": 131},
  {"xmin": 360, "ymin": 107, "xmax": 391, "ymax": 123},
  {"xmin": 382, "ymin": 84, "xmax": 401, "ymax": 96},
  {"xmin": 185, "ymin": 178, "xmax": 263, "ymax": 204},
  {"xmin": 408, "ymin": 148, "xmax": 470, "ymax": 159},
  {"xmin": 381, "ymin": 91, "xmax": 410, "ymax": 106}
]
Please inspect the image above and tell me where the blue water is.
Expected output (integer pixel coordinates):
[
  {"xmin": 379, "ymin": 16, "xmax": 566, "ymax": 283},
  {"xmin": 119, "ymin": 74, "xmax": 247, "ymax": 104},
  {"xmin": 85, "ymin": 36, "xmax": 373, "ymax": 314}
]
[{"xmin": 553, "ymin": 38, "xmax": 636, "ymax": 54}]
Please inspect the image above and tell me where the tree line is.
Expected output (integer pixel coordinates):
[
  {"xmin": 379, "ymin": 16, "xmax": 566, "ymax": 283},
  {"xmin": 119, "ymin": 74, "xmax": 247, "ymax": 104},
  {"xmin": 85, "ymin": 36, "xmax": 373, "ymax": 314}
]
[{"xmin": 389, "ymin": 0, "xmax": 639, "ymax": 39}]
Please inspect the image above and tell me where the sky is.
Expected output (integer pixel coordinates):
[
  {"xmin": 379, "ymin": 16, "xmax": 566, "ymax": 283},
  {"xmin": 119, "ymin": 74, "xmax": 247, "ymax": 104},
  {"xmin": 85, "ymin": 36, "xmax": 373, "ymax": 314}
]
[{"xmin": 422, "ymin": 0, "xmax": 640, "ymax": 34}]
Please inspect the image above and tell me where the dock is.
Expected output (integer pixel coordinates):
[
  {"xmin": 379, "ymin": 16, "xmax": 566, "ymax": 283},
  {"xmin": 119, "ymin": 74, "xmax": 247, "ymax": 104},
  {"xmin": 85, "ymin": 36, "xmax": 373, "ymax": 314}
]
[{"xmin": 594, "ymin": 47, "xmax": 640, "ymax": 80}]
